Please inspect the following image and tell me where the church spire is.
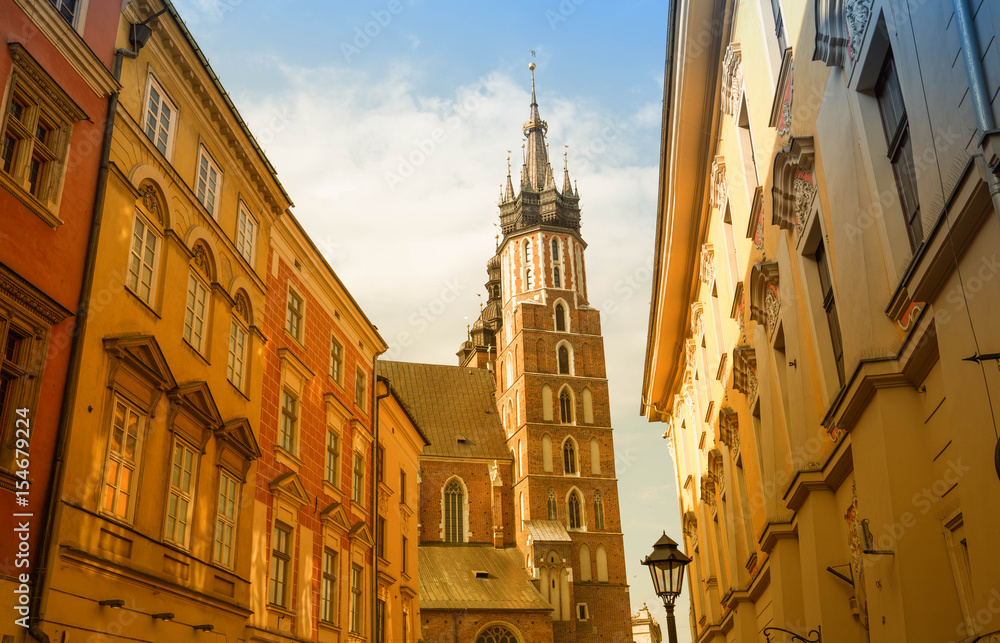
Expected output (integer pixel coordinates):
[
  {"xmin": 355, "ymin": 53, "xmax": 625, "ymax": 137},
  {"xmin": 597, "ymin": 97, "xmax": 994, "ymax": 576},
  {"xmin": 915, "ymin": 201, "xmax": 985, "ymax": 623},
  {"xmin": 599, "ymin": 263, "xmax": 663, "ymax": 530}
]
[
  {"xmin": 522, "ymin": 62, "xmax": 552, "ymax": 192},
  {"xmin": 562, "ymin": 147, "xmax": 573, "ymax": 196},
  {"xmin": 504, "ymin": 153, "xmax": 515, "ymax": 202}
]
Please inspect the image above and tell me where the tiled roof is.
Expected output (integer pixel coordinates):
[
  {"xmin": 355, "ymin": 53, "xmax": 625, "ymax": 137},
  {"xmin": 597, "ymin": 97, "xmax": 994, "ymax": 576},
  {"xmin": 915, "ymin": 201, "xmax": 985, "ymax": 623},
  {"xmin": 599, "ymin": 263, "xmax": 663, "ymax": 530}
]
[
  {"xmin": 418, "ymin": 545, "xmax": 552, "ymax": 611},
  {"xmin": 524, "ymin": 520, "xmax": 572, "ymax": 543},
  {"xmin": 376, "ymin": 361, "xmax": 510, "ymax": 460}
]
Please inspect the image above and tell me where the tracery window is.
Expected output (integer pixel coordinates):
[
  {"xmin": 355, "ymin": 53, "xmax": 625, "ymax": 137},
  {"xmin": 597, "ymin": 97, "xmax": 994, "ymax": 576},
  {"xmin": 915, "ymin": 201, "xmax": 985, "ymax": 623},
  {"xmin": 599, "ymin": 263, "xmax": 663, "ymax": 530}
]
[
  {"xmin": 444, "ymin": 479, "xmax": 465, "ymax": 542},
  {"xmin": 476, "ymin": 624, "xmax": 521, "ymax": 643}
]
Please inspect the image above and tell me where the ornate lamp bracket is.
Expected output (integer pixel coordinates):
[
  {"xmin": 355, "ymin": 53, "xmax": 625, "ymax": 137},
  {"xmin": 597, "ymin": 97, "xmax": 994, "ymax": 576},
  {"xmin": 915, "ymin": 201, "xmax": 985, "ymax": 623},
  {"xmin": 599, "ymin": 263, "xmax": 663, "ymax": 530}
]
[{"xmin": 762, "ymin": 626, "xmax": 821, "ymax": 643}]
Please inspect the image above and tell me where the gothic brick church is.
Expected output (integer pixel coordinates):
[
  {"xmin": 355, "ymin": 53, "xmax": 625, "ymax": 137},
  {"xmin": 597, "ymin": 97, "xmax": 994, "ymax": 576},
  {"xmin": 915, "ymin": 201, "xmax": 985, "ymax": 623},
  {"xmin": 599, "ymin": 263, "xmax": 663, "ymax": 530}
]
[{"xmin": 381, "ymin": 65, "xmax": 631, "ymax": 643}]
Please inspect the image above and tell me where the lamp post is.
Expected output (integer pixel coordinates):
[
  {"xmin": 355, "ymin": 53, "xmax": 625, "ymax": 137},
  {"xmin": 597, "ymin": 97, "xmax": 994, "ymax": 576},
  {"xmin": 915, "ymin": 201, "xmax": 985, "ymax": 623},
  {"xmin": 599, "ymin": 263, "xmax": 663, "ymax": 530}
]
[{"xmin": 641, "ymin": 532, "xmax": 691, "ymax": 643}]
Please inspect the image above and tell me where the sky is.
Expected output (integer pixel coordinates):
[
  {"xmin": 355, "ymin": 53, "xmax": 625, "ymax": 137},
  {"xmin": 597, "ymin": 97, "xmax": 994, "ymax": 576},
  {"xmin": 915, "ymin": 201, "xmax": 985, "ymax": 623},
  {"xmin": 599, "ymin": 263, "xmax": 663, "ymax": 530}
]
[{"xmin": 168, "ymin": 0, "xmax": 690, "ymax": 638}]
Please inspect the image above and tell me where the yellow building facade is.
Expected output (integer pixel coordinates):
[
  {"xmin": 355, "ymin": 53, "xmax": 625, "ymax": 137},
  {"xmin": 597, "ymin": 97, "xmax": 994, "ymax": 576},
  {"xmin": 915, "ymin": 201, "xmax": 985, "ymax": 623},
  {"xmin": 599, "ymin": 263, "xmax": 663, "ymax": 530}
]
[
  {"xmin": 643, "ymin": 1, "xmax": 1000, "ymax": 642},
  {"xmin": 32, "ymin": 0, "xmax": 290, "ymax": 639}
]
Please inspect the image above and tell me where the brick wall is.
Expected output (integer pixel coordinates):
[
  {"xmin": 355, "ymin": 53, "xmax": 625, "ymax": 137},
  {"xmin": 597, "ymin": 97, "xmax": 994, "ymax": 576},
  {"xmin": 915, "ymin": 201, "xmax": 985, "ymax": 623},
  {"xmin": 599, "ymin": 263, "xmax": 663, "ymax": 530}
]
[{"xmin": 421, "ymin": 609, "xmax": 554, "ymax": 643}]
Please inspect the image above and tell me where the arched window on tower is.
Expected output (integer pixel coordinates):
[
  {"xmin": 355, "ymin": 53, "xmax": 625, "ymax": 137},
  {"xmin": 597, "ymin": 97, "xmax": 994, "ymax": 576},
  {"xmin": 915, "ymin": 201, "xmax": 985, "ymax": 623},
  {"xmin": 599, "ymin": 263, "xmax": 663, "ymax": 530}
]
[
  {"xmin": 551, "ymin": 238, "xmax": 559, "ymax": 260},
  {"xmin": 542, "ymin": 434, "xmax": 553, "ymax": 472},
  {"xmin": 555, "ymin": 304, "xmax": 566, "ymax": 332},
  {"xmin": 567, "ymin": 490, "xmax": 582, "ymax": 529},
  {"xmin": 558, "ymin": 345, "xmax": 570, "ymax": 374},
  {"xmin": 590, "ymin": 437, "xmax": 600, "ymax": 474},
  {"xmin": 444, "ymin": 479, "xmax": 465, "ymax": 542},
  {"xmin": 594, "ymin": 490, "xmax": 605, "ymax": 530},
  {"xmin": 559, "ymin": 388, "xmax": 574, "ymax": 424},
  {"xmin": 563, "ymin": 438, "xmax": 577, "ymax": 474},
  {"xmin": 554, "ymin": 267, "xmax": 561, "ymax": 288},
  {"xmin": 542, "ymin": 385, "xmax": 553, "ymax": 421},
  {"xmin": 580, "ymin": 544, "xmax": 592, "ymax": 581},
  {"xmin": 547, "ymin": 488, "xmax": 557, "ymax": 520},
  {"xmin": 524, "ymin": 240, "xmax": 534, "ymax": 290}
]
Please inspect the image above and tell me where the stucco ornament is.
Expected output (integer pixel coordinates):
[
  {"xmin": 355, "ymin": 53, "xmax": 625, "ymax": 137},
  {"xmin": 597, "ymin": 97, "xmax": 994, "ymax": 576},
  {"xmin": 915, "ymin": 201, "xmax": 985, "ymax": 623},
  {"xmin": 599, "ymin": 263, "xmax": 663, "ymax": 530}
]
[
  {"xmin": 721, "ymin": 44, "xmax": 744, "ymax": 116},
  {"xmin": 846, "ymin": 0, "xmax": 873, "ymax": 63},
  {"xmin": 793, "ymin": 177, "xmax": 814, "ymax": 237},
  {"xmin": 765, "ymin": 287, "xmax": 780, "ymax": 338},
  {"xmin": 700, "ymin": 244, "xmax": 715, "ymax": 285},
  {"xmin": 139, "ymin": 184, "xmax": 161, "ymax": 223}
]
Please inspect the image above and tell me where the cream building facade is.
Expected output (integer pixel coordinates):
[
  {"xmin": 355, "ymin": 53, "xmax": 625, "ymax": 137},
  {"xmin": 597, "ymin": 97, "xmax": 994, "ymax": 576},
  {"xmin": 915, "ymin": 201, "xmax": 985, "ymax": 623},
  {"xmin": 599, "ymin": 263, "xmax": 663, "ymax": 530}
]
[{"xmin": 643, "ymin": 1, "xmax": 1000, "ymax": 642}]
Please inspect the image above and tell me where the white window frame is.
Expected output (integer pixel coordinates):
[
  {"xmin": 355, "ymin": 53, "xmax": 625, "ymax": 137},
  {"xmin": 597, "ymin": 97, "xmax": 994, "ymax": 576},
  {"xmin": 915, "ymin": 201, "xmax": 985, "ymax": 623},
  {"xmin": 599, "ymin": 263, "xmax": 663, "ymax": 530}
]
[
  {"xmin": 329, "ymin": 336, "xmax": 344, "ymax": 384},
  {"xmin": 355, "ymin": 367, "xmax": 367, "ymax": 413},
  {"xmin": 101, "ymin": 396, "xmax": 145, "ymax": 523},
  {"xmin": 280, "ymin": 390, "xmax": 298, "ymax": 454},
  {"xmin": 352, "ymin": 451, "xmax": 365, "ymax": 504},
  {"xmin": 227, "ymin": 318, "xmax": 248, "ymax": 390},
  {"xmin": 269, "ymin": 522, "xmax": 292, "ymax": 608},
  {"xmin": 143, "ymin": 74, "xmax": 177, "ymax": 159},
  {"xmin": 236, "ymin": 203, "xmax": 257, "ymax": 264},
  {"xmin": 195, "ymin": 145, "xmax": 223, "ymax": 217},
  {"xmin": 325, "ymin": 429, "xmax": 340, "ymax": 486},
  {"xmin": 350, "ymin": 562, "xmax": 364, "ymax": 633},
  {"xmin": 126, "ymin": 212, "xmax": 160, "ymax": 305},
  {"xmin": 286, "ymin": 287, "xmax": 304, "ymax": 342},
  {"xmin": 321, "ymin": 548, "xmax": 338, "ymax": 624},
  {"xmin": 183, "ymin": 272, "xmax": 210, "ymax": 353},
  {"xmin": 164, "ymin": 438, "xmax": 197, "ymax": 547},
  {"xmin": 214, "ymin": 470, "xmax": 240, "ymax": 569}
]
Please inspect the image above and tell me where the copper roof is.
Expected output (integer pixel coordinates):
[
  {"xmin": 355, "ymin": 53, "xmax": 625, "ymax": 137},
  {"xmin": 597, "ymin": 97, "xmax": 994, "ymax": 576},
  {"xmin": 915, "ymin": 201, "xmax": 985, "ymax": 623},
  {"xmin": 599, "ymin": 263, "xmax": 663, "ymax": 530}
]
[
  {"xmin": 418, "ymin": 545, "xmax": 552, "ymax": 611},
  {"xmin": 524, "ymin": 520, "xmax": 572, "ymax": 543},
  {"xmin": 376, "ymin": 361, "xmax": 510, "ymax": 460}
]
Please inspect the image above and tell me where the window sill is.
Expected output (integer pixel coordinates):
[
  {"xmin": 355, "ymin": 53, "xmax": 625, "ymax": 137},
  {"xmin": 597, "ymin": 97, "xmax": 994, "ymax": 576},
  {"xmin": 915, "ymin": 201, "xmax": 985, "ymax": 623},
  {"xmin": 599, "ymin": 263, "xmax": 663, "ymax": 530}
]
[
  {"xmin": 267, "ymin": 604, "xmax": 295, "ymax": 618},
  {"xmin": 124, "ymin": 286, "xmax": 162, "ymax": 319},
  {"xmin": 283, "ymin": 328, "xmax": 307, "ymax": 351},
  {"xmin": 323, "ymin": 480, "xmax": 343, "ymax": 501},
  {"xmin": 0, "ymin": 172, "xmax": 64, "ymax": 228},
  {"xmin": 228, "ymin": 378, "xmax": 250, "ymax": 401},
  {"xmin": 318, "ymin": 621, "xmax": 341, "ymax": 632},
  {"xmin": 182, "ymin": 337, "xmax": 211, "ymax": 366},
  {"xmin": 274, "ymin": 445, "xmax": 303, "ymax": 471}
]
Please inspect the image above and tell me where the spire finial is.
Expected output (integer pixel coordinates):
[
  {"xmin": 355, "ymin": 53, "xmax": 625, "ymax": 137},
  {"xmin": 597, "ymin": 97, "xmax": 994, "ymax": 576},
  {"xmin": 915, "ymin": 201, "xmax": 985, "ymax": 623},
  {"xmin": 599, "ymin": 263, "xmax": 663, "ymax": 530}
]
[
  {"xmin": 564, "ymin": 145, "xmax": 568, "ymax": 170},
  {"xmin": 529, "ymin": 61, "xmax": 537, "ymax": 106}
]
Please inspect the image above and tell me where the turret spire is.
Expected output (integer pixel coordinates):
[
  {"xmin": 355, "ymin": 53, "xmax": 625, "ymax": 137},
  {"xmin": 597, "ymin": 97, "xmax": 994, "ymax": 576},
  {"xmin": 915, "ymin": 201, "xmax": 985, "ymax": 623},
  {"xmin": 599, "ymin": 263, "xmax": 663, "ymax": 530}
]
[
  {"xmin": 522, "ymin": 62, "xmax": 552, "ymax": 192},
  {"xmin": 562, "ymin": 146, "xmax": 573, "ymax": 195}
]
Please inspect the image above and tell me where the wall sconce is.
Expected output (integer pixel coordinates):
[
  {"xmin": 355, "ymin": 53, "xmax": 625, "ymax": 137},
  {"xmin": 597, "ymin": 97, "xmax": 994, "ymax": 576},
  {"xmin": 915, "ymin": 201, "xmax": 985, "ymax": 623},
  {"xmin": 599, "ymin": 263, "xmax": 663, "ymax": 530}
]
[
  {"xmin": 98, "ymin": 599, "xmax": 125, "ymax": 608},
  {"xmin": 151, "ymin": 613, "xmax": 174, "ymax": 621},
  {"xmin": 193, "ymin": 624, "xmax": 214, "ymax": 632}
]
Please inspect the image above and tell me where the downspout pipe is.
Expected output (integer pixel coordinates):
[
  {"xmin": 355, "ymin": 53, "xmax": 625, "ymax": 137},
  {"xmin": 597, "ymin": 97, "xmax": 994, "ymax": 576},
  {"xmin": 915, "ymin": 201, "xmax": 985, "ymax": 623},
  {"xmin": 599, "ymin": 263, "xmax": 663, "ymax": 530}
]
[
  {"xmin": 952, "ymin": 0, "xmax": 1000, "ymax": 223},
  {"xmin": 371, "ymin": 354, "xmax": 389, "ymax": 641},
  {"xmin": 27, "ymin": 45, "xmax": 135, "ymax": 643}
]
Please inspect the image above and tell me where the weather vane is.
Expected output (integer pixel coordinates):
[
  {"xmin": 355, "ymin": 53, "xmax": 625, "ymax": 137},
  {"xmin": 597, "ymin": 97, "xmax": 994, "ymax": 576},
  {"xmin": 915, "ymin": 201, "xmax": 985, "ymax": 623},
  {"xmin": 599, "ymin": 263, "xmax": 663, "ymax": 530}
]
[{"xmin": 529, "ymin": 49, "xmax": 536, "ymax": 59}]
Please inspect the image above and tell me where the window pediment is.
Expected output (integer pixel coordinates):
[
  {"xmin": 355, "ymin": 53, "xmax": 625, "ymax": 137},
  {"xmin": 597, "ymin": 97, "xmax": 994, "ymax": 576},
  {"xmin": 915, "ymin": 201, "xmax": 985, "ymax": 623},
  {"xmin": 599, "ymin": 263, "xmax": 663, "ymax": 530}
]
[
  {"xmin": 169, "ymin": 381, "xmax": 222, "ymax": 430},
  {"xmin": 771, "ymin": 137, "xmax": 815, "ymax": 239},
  {"xmin": 349, "ymin": 521, "xmax": 374, "ymax": 549},
  {"xmin": 8, "ymin": 43, "xmax": 87, "ymax": 122},
  {"xmin": 320, "ymin": 502, "xmax": 352, "ymax": 535},
  {"xmin": 215, "ymin": 417, "xmax": 261, "ymax": 478},
  {"xmin": 103, "ymin": 336, "xmax": 176, "ymax": 405},
  {"xmin": 270, "ymin": 471, "xmax": 310, "ymax": 509}
]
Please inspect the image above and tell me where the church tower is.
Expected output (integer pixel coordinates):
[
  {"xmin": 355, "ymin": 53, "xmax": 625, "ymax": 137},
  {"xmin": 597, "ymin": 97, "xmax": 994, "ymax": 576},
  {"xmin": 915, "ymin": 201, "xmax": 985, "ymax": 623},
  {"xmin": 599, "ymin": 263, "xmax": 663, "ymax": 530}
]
[{"xmin": 462, "ymin": 64, "xmax": 632, "ymax": 643}]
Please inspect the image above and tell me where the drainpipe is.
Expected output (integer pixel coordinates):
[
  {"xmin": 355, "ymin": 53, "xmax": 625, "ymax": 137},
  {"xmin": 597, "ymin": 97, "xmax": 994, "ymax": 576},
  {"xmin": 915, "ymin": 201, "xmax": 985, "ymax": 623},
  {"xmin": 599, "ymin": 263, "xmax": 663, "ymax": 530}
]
[
  {"xmin": 371, "ymin": 352, "xmax": 389, "ymax": 642},
  {"xmin": 27, "ymin": 42, "xmax": 138, "ymax": 643},
  {"xmin": 952, "ymin": 0, "xmax": 1000, "ymax": 223}
]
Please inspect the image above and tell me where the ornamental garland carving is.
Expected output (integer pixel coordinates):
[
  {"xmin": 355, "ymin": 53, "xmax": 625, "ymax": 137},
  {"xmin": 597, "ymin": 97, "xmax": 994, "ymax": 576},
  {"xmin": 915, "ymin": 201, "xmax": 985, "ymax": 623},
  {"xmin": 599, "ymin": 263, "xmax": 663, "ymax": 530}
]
[
  {"xmin": 793, "ymin": 177, "xmax": 814, "ymax": 237},
  {"xmin": 710, "ymin": 157, "xmax": 727, "ymax": 209},
  {"xmin": 691, "ymin": 303, "xmax": 705, "ymax": 339},
  {"xmin": 733, "ymin": 346, "xmax": 758, "ymax": 404},
  {"xmin": 772, "ymin": 137, "xmax": 815, "ymax": 239},
  {"xmin": 700, "ymin": 244, "xmax": 716, "ymax": 285},
  {"xmin": 764, "ymin": 286, "xmax": 780, "ymax": 337},
  {"xmin": 192, "ymin": 242, "xmax": 210, "ymax": 276},
  {"xmin": 234, "ymin": 291, "xmax": 250, "ymax": 324},
  {"xmin": 139, "ymin": 184, "xmax": 162, "ymax": 223},
  {"xmin": 721, "ymin": 43, "xmax": 744, "ymax": 116},
  {"xmin": 749, "ymin": 262, "xmax": 780, "ymax": 338},
  {"xmin": 845, "ymin": 0, "xmax": 874, "ymax": 64}
]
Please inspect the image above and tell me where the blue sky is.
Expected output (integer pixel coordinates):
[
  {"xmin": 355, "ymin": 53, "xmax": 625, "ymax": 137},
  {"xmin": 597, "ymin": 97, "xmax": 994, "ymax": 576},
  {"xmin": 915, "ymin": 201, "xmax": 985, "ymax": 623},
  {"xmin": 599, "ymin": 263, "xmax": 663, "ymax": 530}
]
[{"xmin": 171, "ymin": 0, "xmax": 690, "ymax": 638}]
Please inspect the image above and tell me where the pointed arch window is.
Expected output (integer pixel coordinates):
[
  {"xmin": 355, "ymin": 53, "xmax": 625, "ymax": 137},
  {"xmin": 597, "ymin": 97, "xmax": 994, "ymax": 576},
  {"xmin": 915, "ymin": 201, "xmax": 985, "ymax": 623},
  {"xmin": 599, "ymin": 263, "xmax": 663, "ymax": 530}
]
[
  {"xmin": 594, "ymin": 491, "xmax": 605, "ymax": 530},
  {"xmin": 559, "ymin": 389, "xmax": 573, "ymax": 424},
  {"xmin": 476, "ymin": 624, "xmax": 521, "ymax": 643},
  {"xmin": 551, "ymin": 239, "xmax": 559, "ymax": 260},
  {"xmin": 558, "ymin": 345, "xmax": 570, "ymax": 374},
  {"xmin": 554, "ymin": 267, "xmax": 561, "ymax": 288},
  {"xmin": 563, "ymin": 439, "xmax": 577, "ymax": 474},
  {"xmin": 555, "ymin": 304, "xmax": 566, "ymax": 332},
  {"xmin": 542, "ymin": 434, "xmax": 553, "ymax": 472},
  {"xmin": 444, "ymin": 479, "xmax": 465, "ymax": 543},
  {"xmin": 568, "ymin": 490, "xmax": 582, "ymax": 529},
  {"xmin": 524, "ymin": 240, "xmax": 535, "ymax": 290},
  {"xmin": 580, "ymin": 544, "xmax": 592, "ymax": 581},
  {"xmin": 547, "ymin": 488, "xmax": 557, "ymax": 520}
]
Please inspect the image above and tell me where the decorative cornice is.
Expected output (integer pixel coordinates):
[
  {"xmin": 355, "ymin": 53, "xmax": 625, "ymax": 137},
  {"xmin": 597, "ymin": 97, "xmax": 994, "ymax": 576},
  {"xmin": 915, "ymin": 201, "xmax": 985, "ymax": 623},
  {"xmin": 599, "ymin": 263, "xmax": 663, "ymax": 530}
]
[
  {"xmin": 732, "ymin": 346, "xmax": 758, "ymax": 404},
  {"xmin": 813, "ymin": 0, "xmax": 849, "ymax": 67},
  {"xmin": 845, "ymin": 0, "xmax": 874, "ymax": 64},
  {"xmin": 8, "ymin": 43, "xmax": 89, "ymax": 122},
  {"xmin": 772, "ymin": 137, "xmax": 815, "ymax": 239},
  {"xmin": 749, "ymin": 262, "xmax": 781, "ymax": 339},
  {"xmin": 720, "ymin": 43, "xmax": 743, "ymax": 116},
  {"xmin": 0, "ymin": 261, "xmax": 73, "ymax": 325}
]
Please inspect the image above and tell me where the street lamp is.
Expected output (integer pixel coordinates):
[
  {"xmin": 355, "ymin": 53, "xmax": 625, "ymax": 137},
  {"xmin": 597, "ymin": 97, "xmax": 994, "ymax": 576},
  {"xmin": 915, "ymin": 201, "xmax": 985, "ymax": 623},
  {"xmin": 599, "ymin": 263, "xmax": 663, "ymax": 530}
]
[{"xmin": 641, "ymin": 532, "xmax": 691, "ymax": 643}]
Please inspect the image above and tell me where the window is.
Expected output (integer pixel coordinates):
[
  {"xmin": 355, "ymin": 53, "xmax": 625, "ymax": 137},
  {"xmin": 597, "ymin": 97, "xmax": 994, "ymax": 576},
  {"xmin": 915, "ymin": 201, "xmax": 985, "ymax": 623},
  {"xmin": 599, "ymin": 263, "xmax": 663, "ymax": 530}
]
[
  {"xmin": 102, "ymin": 397, "xmax": 144, "ymax": 521},
  {"xmin": 214, "ymin": 471, "xmax": 239, "ymax": 568},
  {"xmin": 563, "ymin": 439, "xmax": 577, "ymax": 474},
  {"xmin": 376, "ymin": 443, "xmax": 385, "ymax": 483},
  {"xmin": 815, "ymin": 242, "xmax": 845, "ymax": 387},
  {"xmin": 353, "ymin": 452, "xmax": 364, "ymax": 504},
  {"xmin": 594, "ymin": 491, "xmax": 605, "ymax": 530},
  {"xmin": 329, "ymin": 338, "xmax": 343, "ymax": 383},
  {"xmin": 183, "ymin": 273, "xmax": 209, "ymax": 352},
  {"xmin": 321, "ymin": 549, "xmax": 338, "ymax": 624},
  {"xmin": 583, "ymin": 389, "xmax": 594, "ymax": 425},
  {"xmin": 577, "ymin": 603, "xmax": 589, "ymax": 620},
  {"xmin": 875, "ymin": 53, "xmax": 921, "ymax": 249},
  {"xmin": 559, "ymin": 389, "xmax": 574, "ymax": 424},
  {"xmin": 350, "ymin": 563, "xmax": 363, "ymax": 633},
  {"xmin": 127, "ymin": 214, "xmax": 159, "ymax": 304},
  {"xmin": 524, "ymin": 240, "xmax": 534, "ymax": 290},
  {"xmin": 196, "ymin": 147, "xmax": 222, "ymax": 217},
  {"xmin": 376, "ymin": 514, "xmax": 386, "ymax": 559},
  {"xmin": 48, "ymin": 0, "xmax": 78, "ymax": 24},
  {"xmin": 280, "ymin": 391, "xmax": 297, "ymax": 453},
  {"xmin": 542, "ymin": 433, "xmax": 553, "ymax": 472},
  {"xmin": 236, "ymin": 204, "xmax": 257, "ymax": 264},
  {"xmin": 770, "ymin": 0, "xmax": 786, "ymax": 52},
  {"xmin": 269, "ymin": 523, "xmax": 292, "ymax": 608},
  {"xmin": 555, "ymin": 304, "xmax": 566, "ymax": 331},
  {"xmin": 1, "ymin": 51, "xmax": 81, "ymax": 221},
  {"xmin": 164, "ymin": 440, "xmax": 196, "ymax": 546},
  {"xmin": 401, "ymin": 534, "xmax": 408, "ymax": 575},
  {"xmin": 444, "ymin": 479, "xmax": 464, "ymax": 542},
  {"xmin": 558, "ymin": 345, "xmax": 570, "ymax": 374},
  {"xmin": 355, "ymin": 368, "xmax": 367, "ymax": 412},
  {"xmin": 568, "ymin": 490, "xmax": 582, "ymax": 529},
  {"xmin": 596, "ymin": 545, "xmax": 609, "ymax": 582},
  {"xmin": 0, "ymin": 318, "xmax": 38, "ymax": 469},
  {"xmin": 143, "ymin": 76, "xmax": 176, "ymax": 157},
  {"xmin": 547, "ymin": 488, "xmax": 557, "ymax": 520},
  {"xmin": 227, "ymin": 320, "xmax": 247, "ymax": 390},
  {"xmin": 375, "ymin": 598, "xmax": 386, "ymax": 643},
  {"xmin": 476, "ymin": 625, "xmax": 520, "ymax": 643},
  {"xmin": 590, "ymin": 436, "xmax": 600, "ymax": 473},
  {"xmin": 552, "ymin": 239, "xmax": 562, "ymax": 288},
  {"xmin": 580, "ymin": 544, "xmax": 593, "ymax": 581},
  {"xmin": 286, "ymin": 289, "xmax": 303, "ymax": 341},
  {"xmin": 325, "ymin": 430, "xmax": 340, "ymax": 485},
  {"xmin": 400, "ymin": 468, "xmax": 407, "ymax": 505}
]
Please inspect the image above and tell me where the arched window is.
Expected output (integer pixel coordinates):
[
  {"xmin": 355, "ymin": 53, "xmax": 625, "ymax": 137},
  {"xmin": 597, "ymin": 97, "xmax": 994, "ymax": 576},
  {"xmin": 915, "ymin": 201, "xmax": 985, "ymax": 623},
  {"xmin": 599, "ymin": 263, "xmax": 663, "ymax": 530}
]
[
  {"xmin": 542, "ymin": 434, "xmax": 553, "ymax": 472},
  {"xmin": 524, "ymin": 240, "xmax": 534, "ymax": 290},
  {"xmin": 518, "ymin": 492, "xmax": 524, "ymax": 531},
  {"xmin": 554, "ymin": 267, "xmax": 561, "ymax": 288},
  {"xmin": 444, "ymin": 479, "xmax": 465, "ymax": 543},
  {"xmin": 542, "ymin": 385, "xmax": 553, "ymax": 421},
  {"xmin": 506, "ymin": 356, "xmax": 513, "ymax": 389},
  {"xmin": 547, "ymin": 488, "xmax": 557, "ymax": 520},
  {"xmin": 580, "ymin": 544, "xmax": 592, "ymax": 581},
  {"xmin": 515, "ymin": 389, "xmax": 521, "ymax": 426},
  {"xmin": 555, "ymin": 304, "xmax": 566, "ymax": 332},
  {"xmin": 590, "ymin": 437, "xmax": 600, "ymax": 474},
  {"xmin": 582, "ymin": 388, "xmax": 593, "ymax": 424},
  {"xmin": 551, "ymin": 238, "xmax": 559, "ymax": 260},
  {"xmin": 476, "ymin": 624, "xmax": 521, "ymax": 643},
  {"xmin": 559, "ymin": 388, "xmax": 574, "ymax": 424},
  {"xmin": 558, "ymin": 345, "xmax": 571, "ymax": 374},
  {"xmin": 596, "ymin": 545, "xmax": 608, "ymax": 582},
  {"xmin": 594, "ymin": 491, "xmax": 605, "ymax": 530},
  {"xmin": 567, "ymin": 490, "xmax": 582, "ymax": 529},
  {"xmin": 563, "ymin": 439, "xmax": 577, "ymax": 474},
  {"xmin": 517, "ymin": 440, "xmax": 524, "ymax": 478}
]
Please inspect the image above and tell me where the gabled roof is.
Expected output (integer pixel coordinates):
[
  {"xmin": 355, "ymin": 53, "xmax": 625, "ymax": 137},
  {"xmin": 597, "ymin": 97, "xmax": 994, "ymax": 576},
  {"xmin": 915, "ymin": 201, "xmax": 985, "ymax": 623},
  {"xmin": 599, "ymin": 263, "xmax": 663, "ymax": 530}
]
[
  {"xmin": 215, "ymin": 418, "xmax": 261, "ymax": 461},
  {"xmin": 419, "ymin": 545, "xmax": 552, "ymax": 612},
  {"xmin": 269, "ymin": 472, "xmax": 310, "ymax": 509},
  {"xmin": 169, "ymin": 381, "xmax": 222, "ymax": 429},
  {"xmin": 524, "ymin": 520, "xmax": 572, "ymax": 543},
  {"xmin": 103, "ymin": 335, "xmax": 176, "ymax": 390},
  {"xmin": 376, "ymin": 361, "xmax": 510, "ymax": 460}
]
